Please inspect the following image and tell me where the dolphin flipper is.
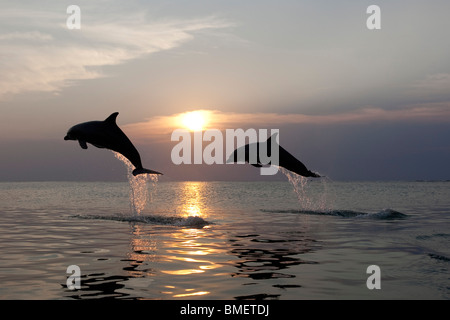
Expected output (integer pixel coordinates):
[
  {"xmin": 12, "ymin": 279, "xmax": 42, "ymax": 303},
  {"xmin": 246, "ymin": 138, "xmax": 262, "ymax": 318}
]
[
  {"xmin": 251, "ymin": 163, "xmax": 263, "ymax": 168},
  {"xmin": 78, "ymin": 140, "xmax": 88, "ymax": 149}
]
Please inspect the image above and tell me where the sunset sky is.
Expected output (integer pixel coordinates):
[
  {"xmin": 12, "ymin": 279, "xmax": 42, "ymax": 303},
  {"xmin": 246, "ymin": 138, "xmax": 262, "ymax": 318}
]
[{"xmin": 1, "ymin": 0, "xmax": 450, "ymax": 181}]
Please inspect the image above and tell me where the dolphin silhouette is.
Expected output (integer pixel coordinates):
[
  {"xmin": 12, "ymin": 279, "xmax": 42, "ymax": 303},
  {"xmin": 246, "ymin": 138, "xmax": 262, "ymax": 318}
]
[
  {"xmin": 64, "ymin": 112, "xmax": 162, "ymax": 176},
  {"xmin": 227, "ymin": 133, "xmax": 320, "ymax": 178}
]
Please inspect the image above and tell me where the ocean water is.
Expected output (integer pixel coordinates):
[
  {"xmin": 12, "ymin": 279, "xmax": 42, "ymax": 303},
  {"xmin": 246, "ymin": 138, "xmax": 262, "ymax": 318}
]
[{"xmin": 0, "ymin": 175, "xmax": 449, "ymax": 300}]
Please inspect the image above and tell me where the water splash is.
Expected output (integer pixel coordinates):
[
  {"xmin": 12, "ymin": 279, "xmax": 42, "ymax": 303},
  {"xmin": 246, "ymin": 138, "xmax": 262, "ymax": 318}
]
[
  {"xmin": 280, "ymin": 168, "xmax": 334, "ymax": 212},
  {"xmin": 113, "ymin": 152, "xmax": 158, "ymax": 215}
]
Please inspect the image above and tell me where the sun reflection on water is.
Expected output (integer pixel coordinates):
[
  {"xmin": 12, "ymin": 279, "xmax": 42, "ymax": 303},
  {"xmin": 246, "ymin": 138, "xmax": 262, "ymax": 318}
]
[
  {"xmin": 120, "ymin": 181, "xmax": 224, "ymax": 299},
  {"xmin": 173, "ymin": 290, "xmax": 210, "ymax": 298},
  {"xmin": 163, "ymin": 183, "xmax": 223, "ymax": 298},
  {"xmin": 177, "ymin": 182, "xmax": 208, "ymax": 219}
]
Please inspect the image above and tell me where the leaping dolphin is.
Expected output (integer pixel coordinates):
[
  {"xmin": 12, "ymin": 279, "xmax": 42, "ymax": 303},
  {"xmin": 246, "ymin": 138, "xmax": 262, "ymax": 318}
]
[
  {"xmin": 64, "ymin": 112, "xmax": 162, "ymax": 176},
  {"xmin": 227, "ymin": 133, "xmax": 320, "ymax": 178}
]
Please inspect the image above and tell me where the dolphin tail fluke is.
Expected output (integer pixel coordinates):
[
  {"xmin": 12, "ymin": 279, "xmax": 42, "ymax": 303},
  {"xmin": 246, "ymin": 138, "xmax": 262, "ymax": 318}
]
[
  {"xmin": 308, "ymin": 171, "xmax": 321, "ymax": 178},
  {"xmin": 132, "ymin": 168, "xmax": 163, "ymax": 176}
]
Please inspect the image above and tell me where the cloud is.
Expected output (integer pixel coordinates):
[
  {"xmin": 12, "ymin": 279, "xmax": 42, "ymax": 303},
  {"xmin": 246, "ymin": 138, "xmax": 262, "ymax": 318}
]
[
  {"xmin": 123, "ymin": 103, "xmax": 450, "ymax": 142},
  {"xmin": 0, "ymin": 5, "xmax": 231, "ymax": 98},
  {"xmin": 407, "ymin": 73, "xmax": 450, "ymax": 98},
  {"xmin": 0, "ymin": 31, "xmax": 54, "ymax": 41}
]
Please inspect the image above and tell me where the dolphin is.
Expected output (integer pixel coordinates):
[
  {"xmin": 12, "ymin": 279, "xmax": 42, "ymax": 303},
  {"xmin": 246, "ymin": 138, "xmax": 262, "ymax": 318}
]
[
  {"xmin": 227, "ymin": 133, "xmax": 320, "ymax": 178},
  {"xmin": 64, "ymin": 112, "xmax": 162, "ymax": 176}
]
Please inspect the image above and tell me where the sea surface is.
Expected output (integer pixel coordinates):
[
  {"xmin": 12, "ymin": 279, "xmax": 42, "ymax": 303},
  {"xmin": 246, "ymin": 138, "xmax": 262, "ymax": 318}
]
[{"xmin": 0, "ymin": 176, "xmax": 449, "ymax": 300}]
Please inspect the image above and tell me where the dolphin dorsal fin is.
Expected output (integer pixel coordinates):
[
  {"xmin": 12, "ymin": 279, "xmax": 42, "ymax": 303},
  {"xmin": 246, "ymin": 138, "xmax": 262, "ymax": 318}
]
[
  {"xmin": 104, "ymin": 112, "xmax": 119, "ymax": 124},
  {"xmin": 266, "ymin": 132, "xmax": 279, "ymax": 143}
]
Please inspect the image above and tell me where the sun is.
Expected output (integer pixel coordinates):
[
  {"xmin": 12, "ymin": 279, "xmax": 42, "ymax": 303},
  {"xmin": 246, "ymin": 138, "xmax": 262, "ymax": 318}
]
[{"xmin": 181, "ymin": 110, "xmax": 208, "ymax": 131}]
